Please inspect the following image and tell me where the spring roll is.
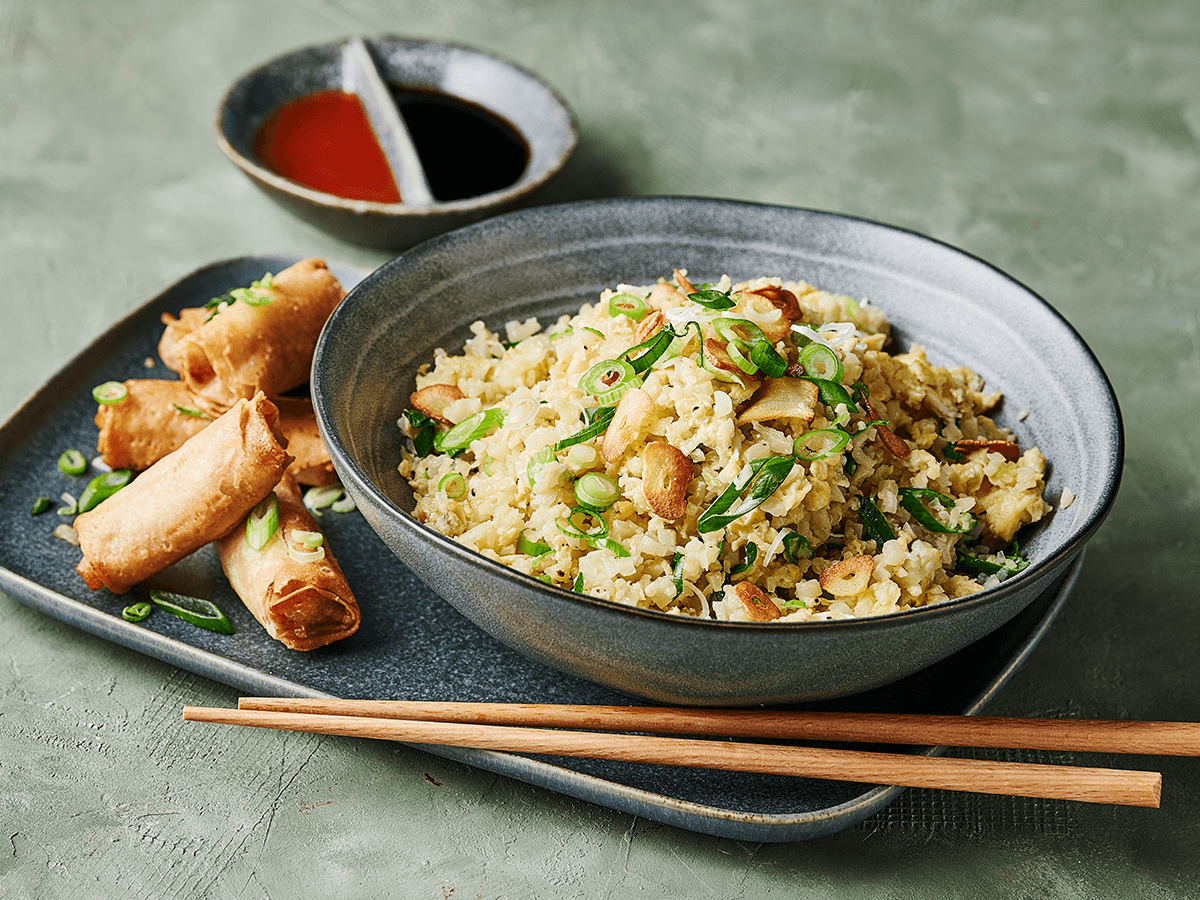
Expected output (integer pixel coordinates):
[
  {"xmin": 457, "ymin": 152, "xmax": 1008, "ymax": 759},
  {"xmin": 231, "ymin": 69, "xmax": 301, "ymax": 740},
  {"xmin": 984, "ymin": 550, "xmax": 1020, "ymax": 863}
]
[
  {"xmin": 75, "ymin": 393, "xmax": 292, "ymax": 594},
  {"xmin": 158, "ymin": 307, "xmax": 210, "ymax": 373},
  {"xmin": 219, "ymin": 476, "xmax": 360, "ymax": 651},
  {"xmin": 95, "ymin": 380, "xmax": 335, "ymax": 484},
  {"xmin": 170, "ymin": 258, "xmax": 346, "ymax": 415}
]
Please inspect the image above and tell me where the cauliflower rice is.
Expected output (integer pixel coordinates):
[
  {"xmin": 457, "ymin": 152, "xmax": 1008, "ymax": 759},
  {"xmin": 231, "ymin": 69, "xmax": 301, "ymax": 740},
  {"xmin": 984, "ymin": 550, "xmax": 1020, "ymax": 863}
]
[{"xmin": 397, "ymin": 271, "xmax": 1051, "ymax": 623}]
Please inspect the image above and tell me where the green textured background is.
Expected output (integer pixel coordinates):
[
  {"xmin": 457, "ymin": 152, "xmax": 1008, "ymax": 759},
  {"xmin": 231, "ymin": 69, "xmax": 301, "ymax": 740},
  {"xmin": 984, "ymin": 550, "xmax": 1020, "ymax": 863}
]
[{"xmin": 3, "ymin": 1, "xmax": 1198, "ymax": 897}]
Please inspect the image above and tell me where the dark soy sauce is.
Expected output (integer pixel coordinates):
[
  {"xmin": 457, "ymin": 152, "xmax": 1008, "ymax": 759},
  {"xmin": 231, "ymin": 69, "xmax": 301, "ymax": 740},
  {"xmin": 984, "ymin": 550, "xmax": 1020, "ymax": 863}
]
[{"xmin": 388, "ymin": 87, "xmax": 529, "ymax": 202}]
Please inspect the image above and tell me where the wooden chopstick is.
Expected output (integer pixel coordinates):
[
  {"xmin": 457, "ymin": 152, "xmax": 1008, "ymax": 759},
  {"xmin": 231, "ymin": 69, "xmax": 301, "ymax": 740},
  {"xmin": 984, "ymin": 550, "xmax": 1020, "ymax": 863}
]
[
  {"xmin": 183, "ymin": 705, "xmax": 1163, "ymax": 808},
  {"xmin": 236, "ymin": 698, "xmax": 1200, "ymax": 757}
]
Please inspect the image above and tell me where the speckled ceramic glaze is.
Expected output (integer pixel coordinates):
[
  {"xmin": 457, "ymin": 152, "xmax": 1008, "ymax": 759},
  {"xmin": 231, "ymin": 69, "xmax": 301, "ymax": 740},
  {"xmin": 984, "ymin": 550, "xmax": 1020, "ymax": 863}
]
[
  {"xmin": 312, "ymin": 197, "xmax": 1123, "ymax": 707},
  {"xmin": 215, "ymin": 37, "xmax": 577, "ymax": 249}
]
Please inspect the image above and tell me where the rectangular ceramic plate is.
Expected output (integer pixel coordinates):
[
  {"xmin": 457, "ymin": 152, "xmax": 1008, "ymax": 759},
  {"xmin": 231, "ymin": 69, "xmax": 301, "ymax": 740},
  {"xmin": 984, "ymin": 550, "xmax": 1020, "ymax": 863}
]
[{"xmin": 0, "ymin": 256, "xmax": 1078, "ymax": 842}]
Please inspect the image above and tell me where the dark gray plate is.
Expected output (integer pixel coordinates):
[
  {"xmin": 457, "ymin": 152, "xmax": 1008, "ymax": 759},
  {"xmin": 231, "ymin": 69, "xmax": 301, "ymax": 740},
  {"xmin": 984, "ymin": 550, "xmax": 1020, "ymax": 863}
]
[{"xmin": 0, "ymin": 255, "xmax": 1080, "ymax": 841}]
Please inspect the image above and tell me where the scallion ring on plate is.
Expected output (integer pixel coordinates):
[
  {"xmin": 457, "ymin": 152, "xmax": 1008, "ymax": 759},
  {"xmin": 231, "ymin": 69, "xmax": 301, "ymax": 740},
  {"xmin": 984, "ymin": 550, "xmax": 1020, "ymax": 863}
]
[
  {"xmin": 92, "ymin": 381, "xmax": 128, "ymax": 404},
  {"xmin": 574, "ymin": 472, "xmax": 620, "ymax": 510},
  {"xmin": 712, "ymin": 317, "xmax": 766, "ymax": 348},
  {"xmin": 749, "ymin": 340, "xmax": 787, "ymax": 378},
  {"xmin": 799, "ymin": 343, "xmax": 844, "ymax": 382},
  {"xmin": 781, "ymin": 530, "xmax": 813, "ymax": 563},
  {"xmin": 286, "ymin": 529, "xmax": 326, "ymax": 563},
  {"xmin": 607, "ymin": 292, "xmax": 649, "ymax": 320},
  {"xmin": 556, "ymin": 506, "xmax": 609, "ymax": 542},
  {"xmin": 245, "ymin": 493, "xmax": 279, "ymax": 550},
  {"xmin": 303, "ymin": 484, "xmax": 343, "ymax": 516},
  {"xmin": 57, "ymin": 449, "xmax": 87, "ymax": 476},
  {"xmin": 517, "ymin": 531, "xmax": 551, "ymax": 557},
  {"xmin": 122, "ymin": 602, "xmax": 152, "ymax": 623},
  {"xmin": 579, "ymin": 359, "xmax": 636, "ymax": 401},
  {"xmin": 793, "ymin": 428, "xmax": 851, "ymax": 461},
  {"xmin": 438, "ymin": 472, "xmax": 467, "ymax": 499},
  {"xmin": 149, "ymin": 590, "xmax": 234, "ymax": 634},
  {"xmin": 76, "ymin": 469, "xmax": 132, "ymax": 513},
  {"xmin": 434, "ymin": 408, "xmax": 506, "ymax": 454}
]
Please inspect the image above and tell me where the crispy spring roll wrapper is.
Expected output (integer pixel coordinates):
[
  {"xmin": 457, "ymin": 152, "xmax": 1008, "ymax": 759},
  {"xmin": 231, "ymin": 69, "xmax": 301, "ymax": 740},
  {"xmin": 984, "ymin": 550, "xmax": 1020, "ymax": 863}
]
[
  {"xmin": 219, "ymin": 476, "xmax": 360, "ymax": 651},
  {"xmin": 169, "ymin": 258, "xmax": 346, "ymax": 415},
  {"xmin": 95, "ymin": 380, "xmax": 335, "ymax": 485},
  {"xmin": 158, "ymin": 307, "xmax": 210, "ymax": 373},
  {"xmin": 75, "ymin": 393, "xmax": 292, "ymax": 594}
]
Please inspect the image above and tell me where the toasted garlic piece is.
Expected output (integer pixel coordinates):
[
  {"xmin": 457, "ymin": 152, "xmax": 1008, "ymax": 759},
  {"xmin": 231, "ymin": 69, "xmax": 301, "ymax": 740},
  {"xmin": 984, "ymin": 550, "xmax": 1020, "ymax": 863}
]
[
  {"xmin": 410, "ymin": 383, "xmax": 465, "ymax": 425},
  {"xmin": 633, "ymin": 308, "xmax": 666, "ymax": 345},
  {"xmin": 737, "ymin": 377, "xmax": 819, "ymax": 425},
  {"xmin": 818, "ymin": 555, "xmax": 873, "ymax": 597},
  {"xmin": 734, "ymin": 582, "xmax": 781, "ymax": 621},
  {"xmin": 955, "ymin": 439, "xmax": 1021, "ymax": 462},
  {"xmin": 641, "ymin": 442, "xmax": 693, "ymax": 519},
  {"xmin": 673, "ymin": 268, "xmax": 697, "ymax": 295},
  {"xmin": 601, "ymin": 388, "xmax": 654, "ymax": 464},
  {"xmin": 735, "ymin": 286, "xmax": 801, "ymax": 342}
]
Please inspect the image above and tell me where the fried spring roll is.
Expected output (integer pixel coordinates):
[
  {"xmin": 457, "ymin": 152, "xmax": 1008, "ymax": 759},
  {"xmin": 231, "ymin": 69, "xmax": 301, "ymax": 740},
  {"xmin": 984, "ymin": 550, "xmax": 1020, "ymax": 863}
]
[
  {"xmin": 166, "ymin": 258, "xmax": 346, "ymax": 415},
  {"xmin": 95, "ymin": 380, "xmax": 335, "ymax": 484},
  {"xmin": 158, "ymin": 307, "xmax": 210, "ymax": 373},
  {"xmin": 219, "ymin": 476, "xmax": 360, "ymax": 651},
  {"xmin": 75, "ymin": 393, "xmax": 292, "ymax": 594}
]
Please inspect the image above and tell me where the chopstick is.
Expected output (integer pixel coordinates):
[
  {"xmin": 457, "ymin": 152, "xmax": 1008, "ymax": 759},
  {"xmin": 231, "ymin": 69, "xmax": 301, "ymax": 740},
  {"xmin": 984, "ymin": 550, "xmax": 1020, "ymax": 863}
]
[
  {"xmin": 182, "ymin": 702, "xmax": 1168, "ymax": 808},
  {"xmin": 235, "ymin": 698, "xmax": 1200, "ymax": 757}
]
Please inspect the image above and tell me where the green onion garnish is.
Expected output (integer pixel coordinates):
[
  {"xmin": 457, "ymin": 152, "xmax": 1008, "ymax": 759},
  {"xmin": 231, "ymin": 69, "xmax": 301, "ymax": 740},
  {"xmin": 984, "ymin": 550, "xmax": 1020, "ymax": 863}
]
[
  {"xmin": 729, "ymin": 542, "xmax": 759, "ymax": 576},
  {"xmin": 749, "ymin": 340, "xmax": 787, "ymax": 378},
  {"xmin": 688, "ymin": 289, "xmax": 736, "ymax": 310},
  {"xmin": 799, "ymin": 343, "xmax": 844, "ymax": 382},
  {"xmin": 781, "ymin": 530, "xmax": 812, "ymax": 563},
  {"xmin": 331, "ymin": 494, "xmax": 356, "ymax": 514},
  {"xmin": 92, "ymin": 381, "xmax": 128, "ymax": 405},
  {"xmin": 671, "ymin": 551, "xmax": 685, "ymax": 597},
  {"xmin": 57, "ymin": 492, "xmax": 77, "ymax": 516},
  {"xmin": 303, "ymin": 484, "xmax": 343, "ymax": 516},
  {"xmin": 122, "ymin": 602, "xmax": 152, "ymax": 623},
  {"xmin": 149, "ymin": 590, "xmax": 235, "ymax": 634},
  {"xmin": 57, "ymin": 449, "xmax": 87, "ymax": 476},
  {"xmin": 572, "ymin": 572, "xmax": 585, "ymax": 593},
  {"xmin": 518, "ymin": 531, "xmax": 552, "ymax": 557},
  {"xmin": 858, "ymin": 494, "xmax": 896, "ymax": 547},
  {"xmin": 713, "ymin": 317, "xmax": 766, "ymax": 348},
  {"xmin": 557, "ymin": 506, "xmax": 609, "ymax": 542},
  {"xmin": 800, "ymin": 377, "xmax": 855, "ymax": 422},
  {"xmin": 608, "ymin": 293, "xmax": 649, "ymax": 320},
  {"xmin": 31, "ymin": 496, "xmax": 52, "ymax": 515},
  {"xmin": 697, "ymin": 454, "xmax": 794, "ymax": 534},
  {"xmin": 553, "ymin": 406, "xmax": 616, "ymax": 451},
  {"xmin": 898, "ymin": 487, "xmax": 977, "ymax": 534},
  {"xmin": 942, "ymin": 441, "xmax": 966, "ymax": 462},
  {"xmin": 579, "ymin": 359, "xmax": 636, "ymax": 404},
  {"xmin": 245, "ymin": 493, "xmax": 279, "ymax": 551},
  {"xmin": 77, "ymin": 469, "xmax": 132, "ymax": 513},
  {"xmin": 434, "ymin": 409, "xmax": 505, "ymax": 454},
  {"xmin": 172, "ymin": 404, "xmax": 210, "ymax": 419},
  {"xmin": 403, "ymin": 408, "xmax": 437, "ymax": 457},
  {"xmin": 793, "ymin": 428, "xmax": 851, "ymax": 461},
  {"xmin": 439, "ymin": 472, "xmax": 467, "ymax": 499},
  {"xmin": 527, "ymin": 446, "xmax": 556, "ymax": 489},
  {"xmin": 956, "ymin": 546, "xmax": 1031, "ymax": 580},
  {"xmin": 574, "ymin": 472, "xmax": 620, "ymax": 511}
]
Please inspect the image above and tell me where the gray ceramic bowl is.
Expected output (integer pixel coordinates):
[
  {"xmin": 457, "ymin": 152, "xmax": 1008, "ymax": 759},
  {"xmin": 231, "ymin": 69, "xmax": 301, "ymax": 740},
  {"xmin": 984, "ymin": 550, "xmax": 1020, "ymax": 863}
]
[
  {"xmin": 215, "ymin": 36, "xmax": 577, "ymax": 249},
  {"xmin": 312, "ymin": 197, "xmax": 1123, "ymax": 706}
]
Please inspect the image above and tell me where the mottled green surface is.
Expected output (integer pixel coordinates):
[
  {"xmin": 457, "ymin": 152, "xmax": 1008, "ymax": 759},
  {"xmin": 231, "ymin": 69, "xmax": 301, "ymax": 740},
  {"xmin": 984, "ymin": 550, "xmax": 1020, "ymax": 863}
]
[{"xmin": 3, "ymin": 1, "xmax": 1198, "ymax": 897}]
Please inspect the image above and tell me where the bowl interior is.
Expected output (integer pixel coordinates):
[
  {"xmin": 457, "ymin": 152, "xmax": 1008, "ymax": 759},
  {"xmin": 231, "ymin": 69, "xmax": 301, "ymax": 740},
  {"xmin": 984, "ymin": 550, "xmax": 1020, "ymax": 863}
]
[{"xmin": 217, "ymin": 36, "xmax": 577, "ymax": 210}]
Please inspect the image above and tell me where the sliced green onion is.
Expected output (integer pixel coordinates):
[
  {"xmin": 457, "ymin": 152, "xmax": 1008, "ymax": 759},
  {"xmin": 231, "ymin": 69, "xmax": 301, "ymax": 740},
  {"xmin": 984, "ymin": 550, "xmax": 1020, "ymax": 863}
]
[
  {"xmin": 285, "ymin": 529, "xmax": 326, "ymax": 563},
  {"xmin": 688, "ymin": 289, "xmax": 736, "ymax": 310},
  {"xmin": 781, "ymin": 530, "xmax": 813, "ymax": 563},
  {"xmin": 172, "ymin": 404, "xmax": 210, "ymax": 419},
  {"xmin": 579, "ymin": 359, "xmax": 636, "ymax": 398},
  {"xmin": 57, "ymin": 450, "xmax": 87, "ymax": 476},
  {"xmin": 581, "ymin": 326, "xmax": 606, "ymax": 339},
  {"xmin": 850, "ymin": 381, "xmax": 871, "ymax": 412},
  {"xmin": 122, "ymin": 601, "xmax": 153, "ymax": 623},
  {"xmin": 527, "ymin": 446, "xmax": 556, "ymax": 488},
  {"xmin": 57, "ymin": 493, "xmax": 77, "ymax": 516},
  {"xmin": 942, "ymin": 441, "xmax": 966, "ymax": 463},
  {"xmin": 898, "ymin": 487, "xmax": 977, "ymax": 534},
  {"xmin": 729, "ymin": 542, "xmax": 759, "ymax": 576},
  {"xmin": 556, "ymin": 506, "xmax": 609, "ymax": 542},
  {"xmin": 793, "ymin": 428, "xmax": 851, "ymax": 461},
  {"xmin": 438, "ymin": 472, "xmax": 467, "ymax": 499},
  {"xmin": 574, "ymin": 472, "xmax": 620, "ymax": 510},
  {"xmin": 592, "ymin": 536, "xmax": 631, "ymax": 557},
  {"xmin": 672, "ymin": 551, "xmax": 685, "ymax": 597},
  {"xmin": 553, "ymin": 406, "xmax": 615, "ymax": 451},
  {"xmin": 858, "ymin": 494, "xmax": 896, "ymax": 546},
  {"xmin": 32, "ymin": 496, "xmax": 52, "ymax": 515},
  {"xmin": 303, "ymin": 484, "xmax": 343, "ymax": 516},
  {"xmin": 231, "ymin": 285, "xmax": 272, "ymax": 307},
  {"xmin": 77, "ymin": 469, "xmax": 132, "ymax": 513},
  {"xmin": 620, "ymin": 326, "xmax": 676, "ymax": 373},
  {"xmin": 712, "ymin": 317, "xmax": 766, "ymax": 348},
  {"xmin": 245, "ymin": 493, "xmax": 279, "ymax": 550},
  {"xmin": 150, "ymin": 590, "xmax": 235, "ymax": 634},
  {"xmin": 572, "ymin": 572, "xmax": 585, "ymax": 592},
  {"xmin": 856, "ymin": 418, "xmax": 890, "ymax": 434},
  {"xmin": 518, "ymin": 531, "xmax": 551, "ymax": 557},
  {"xmin": 608, "ymin": 293, "xmax": 649, "ymax": 320},
  {"xmin": 724, "ymin": 340, "xmax": 758, "ymax": 374},
  {"xmin": 331, "ymin": 494, "xmax": 356, "ymax": 513},
  {"xmin": 697, "ymin": 454, "xmax": 794, "ymax": 534},
  {"xmin": 800, "ymin": 377, "xmax": 855, "ymax": 417},
  {"xmin": 956, "ymin": 546, "xmax": 1031, "ymax": 580},
  {"xmin": 749, "ymin": 340, "xmax": 787, "ymax": 378},
  {"xmin": 92, "ymin": 381, "xmax": 128, "ymax": 404},
  {"xmin": 799, "ymin": 343, "xmax": 844, "ymax": 382},
  {"xmin": 434, "ymin": 408, "xmax": 505, "ymax": 454},
  {"xmin": 565, "ymin": 443, "xmax": 600, "ymax": 471},
  {"xmin": 403, "ymin": 408, "xmax": 438, "ymax": 457}
]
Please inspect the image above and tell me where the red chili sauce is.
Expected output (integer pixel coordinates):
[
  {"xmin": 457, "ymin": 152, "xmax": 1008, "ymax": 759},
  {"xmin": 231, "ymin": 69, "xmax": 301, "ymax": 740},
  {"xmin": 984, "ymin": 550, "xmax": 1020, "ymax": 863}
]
[{"xmin": 255, "ymin": 89, "xmax": 401, "ymax": 203}]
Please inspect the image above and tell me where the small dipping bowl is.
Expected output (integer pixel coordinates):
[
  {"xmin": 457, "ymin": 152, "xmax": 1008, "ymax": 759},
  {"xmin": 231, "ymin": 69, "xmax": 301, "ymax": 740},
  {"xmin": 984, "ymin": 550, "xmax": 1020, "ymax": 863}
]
[{"xmin": 216, "ymin": 36, "xmax": 578, "ymax": 249}]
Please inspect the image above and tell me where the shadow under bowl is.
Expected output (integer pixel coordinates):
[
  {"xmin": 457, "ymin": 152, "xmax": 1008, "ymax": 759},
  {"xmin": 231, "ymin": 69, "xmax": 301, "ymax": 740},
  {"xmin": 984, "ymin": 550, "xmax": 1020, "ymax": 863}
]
[
  {"xmin": 312, "ymin": 196, "xmax": 1123, "ymax": 706},
  {"xmin": 216, "ymin": 36, "xmax": 577, "ymax": 250}
]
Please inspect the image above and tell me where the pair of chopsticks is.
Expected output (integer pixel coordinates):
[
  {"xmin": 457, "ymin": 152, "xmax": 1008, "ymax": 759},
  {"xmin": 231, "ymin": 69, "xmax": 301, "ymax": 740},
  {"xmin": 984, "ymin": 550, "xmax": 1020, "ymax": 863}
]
[{"xmin": 182, "ymin": 699, "xmax": 1200, "ymax": 808}]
